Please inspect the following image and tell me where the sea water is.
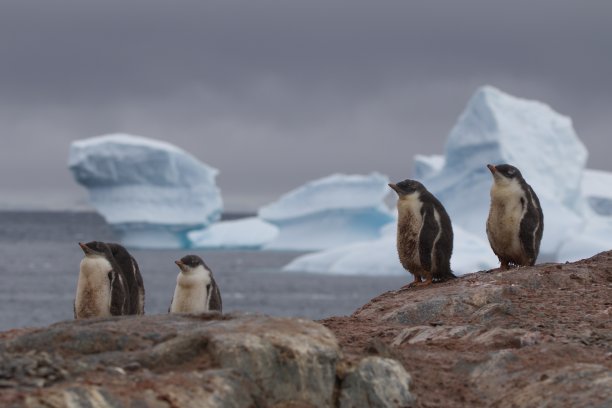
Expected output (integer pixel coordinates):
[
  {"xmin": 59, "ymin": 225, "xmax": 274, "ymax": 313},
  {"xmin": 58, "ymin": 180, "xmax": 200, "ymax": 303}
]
[{"xmin": 0, "ymin": 211, "xmax": 406, "ymax": 331}]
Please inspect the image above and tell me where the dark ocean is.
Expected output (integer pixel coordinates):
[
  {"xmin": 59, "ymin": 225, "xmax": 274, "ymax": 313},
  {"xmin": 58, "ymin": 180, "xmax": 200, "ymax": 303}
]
[{"xmin": 0, "ymin": 211, "xmax": 406, "ymax": 331}]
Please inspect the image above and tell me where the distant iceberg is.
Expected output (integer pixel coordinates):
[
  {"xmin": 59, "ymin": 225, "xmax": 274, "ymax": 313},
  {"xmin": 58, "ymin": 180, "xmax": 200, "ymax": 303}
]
[
  {"xmin": 259, "ymin": 173, "xmax": 394, "ymax": 250},
  {"xmin": 283, "ymin": 223, "xmax": 498, "ymax": 276},
  {"xmin": 69, "ymin": 134, "xmax": 222, "ymax": 248},
  {"xmin": 285, "ymin": 86, "xmax": 612, "ymax": 275},
  {"xmin": 414, "ymin": 85, "xmax": 591, "ymax": 258},
  {"xmin": 188, "ymin": 217, "xmax": 279, "ymax": 249}
]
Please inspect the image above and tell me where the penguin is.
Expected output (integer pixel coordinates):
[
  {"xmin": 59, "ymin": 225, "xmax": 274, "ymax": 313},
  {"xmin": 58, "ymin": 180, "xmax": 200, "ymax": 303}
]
[
  {"xmin": 486, "ymin": 164, "xmax": 544, "ymax": 269},
  {"xmin": 169, "ymin": 255, "xmax": 222, "ymax": 314},
  {"xmin": 389, "ymin": 179, "xmax": 455, "ymax": 287},
  {"xmin": 74, "ymin": 241, "xmax": 145, "ymax": 319},
  {"xmin": 106, "ymin": 243, "xmax": 145, "ymax": 315}
]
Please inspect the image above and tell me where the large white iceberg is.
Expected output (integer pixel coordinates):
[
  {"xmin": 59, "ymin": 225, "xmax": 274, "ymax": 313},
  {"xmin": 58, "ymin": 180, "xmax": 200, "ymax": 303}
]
[
  {"xmin": 259, "ymin": 173, "xmax": 394, "ymax": 250},
  {"xmin": 415, "ymin": 86, "xmax": 590, "ymax": 258},
  {"xmin": 284, "ymin": 86, "xmax": 612, "ymax": 275},
  {"xmin": 69, "ymin": 134, "xmax": 222, "ymax": 248}
]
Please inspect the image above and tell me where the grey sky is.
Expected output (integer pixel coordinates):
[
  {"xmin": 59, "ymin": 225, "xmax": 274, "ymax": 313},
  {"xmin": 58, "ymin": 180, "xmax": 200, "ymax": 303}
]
[{"xmin": 0, "ymin": 1, "xmax": 610, "ymax": 211}]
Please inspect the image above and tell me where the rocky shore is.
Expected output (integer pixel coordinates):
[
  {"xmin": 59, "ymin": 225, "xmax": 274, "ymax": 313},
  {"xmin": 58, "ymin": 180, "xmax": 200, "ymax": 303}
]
[{"xmin": 1, "ymin": 252, "xmax": 611, "ymax": 407}]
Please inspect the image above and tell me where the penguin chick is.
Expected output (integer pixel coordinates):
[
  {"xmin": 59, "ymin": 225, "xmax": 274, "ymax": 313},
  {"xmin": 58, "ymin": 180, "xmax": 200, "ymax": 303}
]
[
  {"xmin": 107, "ymin": 243, "xmax": 145, "ymax": 315},
  {"xmin": 74, "ymin": 241, "xmax": 132, "ymax": 319},
  {"xmin": 169, "ymin": 255, "xmax": 222, "ymax": 314},
  {"xmin": 389, "ymin": 180, "xmax": 455, "ymax": 287},
  {"xmin": 486, "ymin": 164, "xmax": 544, "ymax": 269}
]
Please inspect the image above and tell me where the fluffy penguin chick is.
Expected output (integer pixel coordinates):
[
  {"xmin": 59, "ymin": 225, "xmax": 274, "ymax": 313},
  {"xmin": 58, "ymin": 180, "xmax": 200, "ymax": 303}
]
[
  {"xmin": 74, "ymin": 241, "xmax": 129, "ymax": 319},
  {"xmin": 389, "ymin": 179, "xmax": 455, "ymax": 287},
  {"xmin": 486, "ymin": 164, "xmax": 544, "ymax": 269},
  {"xmin": 169, "ymin": 255, "xmax": 222, "ymax": 313}
]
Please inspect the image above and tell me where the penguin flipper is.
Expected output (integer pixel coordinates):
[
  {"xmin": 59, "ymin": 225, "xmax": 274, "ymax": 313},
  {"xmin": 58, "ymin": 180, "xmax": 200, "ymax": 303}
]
[
  {"xmin": 209, "ymin": 277, "xmax": 222, "ymax": 313},
  {"xmin": 130, "ymin": 257, "xmax": 146, "ymax": 315},
  {"xmin": 418, "ymin": 204, "xmax": 439, "ymax": 273},
  {"xmin": 109, "ymin": 270, "xmax": 128, "ymax": 316},
  {"xmin": 519, "ymin": 187, "xmax": 543, "ymax": 264},
  {"xmin": 108, "ymin": 243, "xmax": 145, "ymax": 315}
]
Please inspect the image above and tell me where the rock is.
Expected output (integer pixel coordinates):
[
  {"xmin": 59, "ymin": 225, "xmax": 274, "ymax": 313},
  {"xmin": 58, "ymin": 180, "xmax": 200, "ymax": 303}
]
[
  {"xmin": 508, "ymin": 363, "xmax": 612, "ymax": 408},
  {"xmin": 392, "ymin": 325, "xmax": 476, "ymax": 346},
  {"xmin": 339, "ymin": 357, "xmax": 415, "ymax": 408},
  {"xmin": 357, "ymin": 283, "xmax": 512, "ymax": 325},
  {"xmin": 0, "ymin": 314, "xmax": 339, "ymax": 407},
  {"xmin": 323, "ymin": 251, "xmax": 612, "ymax": 407}
]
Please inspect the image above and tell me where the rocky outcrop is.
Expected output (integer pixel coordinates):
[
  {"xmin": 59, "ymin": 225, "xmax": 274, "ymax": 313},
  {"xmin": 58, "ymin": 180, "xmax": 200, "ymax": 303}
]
[
  {"xmin": 324, "ymin": 250, "xmax": 612, "ymax": 407},
  {"xmin": 0, "ymin": 314, "xmax": 342, "ymax": 407},
  {"xmin": 1, "ymin": 251, "xmax": 611, "ymax": 407},
  {"xmin": 0, "ymin": 313, "xmax": 413, "ymax": 408}
]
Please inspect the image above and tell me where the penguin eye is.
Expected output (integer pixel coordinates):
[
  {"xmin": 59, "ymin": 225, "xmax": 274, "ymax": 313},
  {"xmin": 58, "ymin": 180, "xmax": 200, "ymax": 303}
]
[{"xmin": 507, "ymin": 169, "xmax": 515, "ymax": 177}]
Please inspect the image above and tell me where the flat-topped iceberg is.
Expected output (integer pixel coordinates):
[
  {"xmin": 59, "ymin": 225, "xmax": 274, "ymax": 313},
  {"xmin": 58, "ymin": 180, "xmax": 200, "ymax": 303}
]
[
  {"xmin": 259, "ymin": 173, "xmax": 394, "ymax": 250},
  {"xmin": 69, "ymin": 134, "xmax": 222, "ymax": 248}
]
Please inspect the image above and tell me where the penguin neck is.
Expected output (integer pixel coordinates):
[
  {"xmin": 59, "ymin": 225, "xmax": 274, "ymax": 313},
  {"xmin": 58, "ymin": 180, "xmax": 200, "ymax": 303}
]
[
  {"xmin": 397, "ymin": 192, "xmax": 423, "ymax": 222},
  {"xmin": 79, "ymin": 255, "xmax": 112, "ymax": 277},
  {"xmin": 491, "ymin": 178, "xmax": 523, "ymax": 201},
  {"xmin": 177, "ymin": 265, "xmax": 211, "ymax": 288}
]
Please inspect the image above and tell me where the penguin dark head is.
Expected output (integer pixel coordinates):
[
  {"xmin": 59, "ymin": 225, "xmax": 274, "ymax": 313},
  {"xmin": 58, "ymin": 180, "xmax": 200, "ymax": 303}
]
[
  {"xmin": 487, "ymin": 164, "xmax": 523, "ymax": 183},
  {"xmin": 388, "ymin": 179, "xmax": 426, "ymax": 197},
  {"xmin": 175, "ymin": 255, "xmax": 207, "ymax": 273},
  {"xmin": 79, "ymin": 241, "xmax": 109, "ymax": 257}
]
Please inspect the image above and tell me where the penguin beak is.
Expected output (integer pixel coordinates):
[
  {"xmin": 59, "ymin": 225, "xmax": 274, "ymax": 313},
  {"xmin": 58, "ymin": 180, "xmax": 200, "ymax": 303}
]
[
  {"xmin": 78, "ymin": 242, "xmax": 91, "ymax": 254},
  {"xmin": 487, "ymin": 164, "xmax": 497, "ymax": 174},
  {"xmin": 388, "ymin": 183, "xmax": 402, "ymax": 195},
  {"xmin": 175, "ymin": 260, "xmax": 186, "ymax": 271}
]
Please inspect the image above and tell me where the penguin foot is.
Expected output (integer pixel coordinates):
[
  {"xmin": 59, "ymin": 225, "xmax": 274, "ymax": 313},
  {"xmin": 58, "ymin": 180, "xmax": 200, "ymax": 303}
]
[
  {"xmin": 407, "ymin": 280, "xmax": 422, "ymax": 288},
  {"xmin": 410, "ymin": 279, "xmax": 433, "ymax": 288}
]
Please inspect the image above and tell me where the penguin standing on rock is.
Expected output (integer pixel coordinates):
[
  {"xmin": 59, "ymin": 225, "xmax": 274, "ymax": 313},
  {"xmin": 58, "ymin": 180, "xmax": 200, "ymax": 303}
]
[
  {"xmin": 486, "ymin": 164, "xmax": 544, "ymax": 269},
  {"xmin": 74, "ymin": 241, "xmax": 145, "ymax": 319},
  {"xmin": 389, "ymin": 180, "xmax": 455, "ymax": 287},
  {"xmin": 169, "ymin": 255, "xmax": 222, "ymax": 314}
]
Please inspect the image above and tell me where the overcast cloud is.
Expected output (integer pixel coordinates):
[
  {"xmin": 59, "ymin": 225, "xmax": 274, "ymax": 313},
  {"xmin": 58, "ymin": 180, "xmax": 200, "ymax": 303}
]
[{"xmin": 0, "ymin": 0, "xmax": 610, "ymax": 211}]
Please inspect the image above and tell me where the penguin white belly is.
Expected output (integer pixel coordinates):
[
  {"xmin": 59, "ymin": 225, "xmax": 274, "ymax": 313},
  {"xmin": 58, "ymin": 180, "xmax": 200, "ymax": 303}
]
[
  {"xmin": 397, "ymin": 194, "xmax": 424, "ymax": 268},
  {"xmin": 488, "ymin": 182, "xmax": 526, "ymax": 258},
  {"xmin": 170, "ymin": 271, "xmax": 211, "ymax": 313},
  {"xmin": 75, "ymin": 257, "xmax": 113, "ymax": 319}
]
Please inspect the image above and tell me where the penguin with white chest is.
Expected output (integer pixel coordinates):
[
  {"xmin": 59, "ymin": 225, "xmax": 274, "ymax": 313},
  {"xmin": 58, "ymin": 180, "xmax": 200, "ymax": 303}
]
[
  {"xmin": 389, "ymin": 180, "xmax": 455, "ymax": 287},
  {"xmin": 486, "ymin": 164, "xmax": 544, "ymax": 269},
  {"xmin": 169, "ymin": 255, "xmax": 222, "ymax": 314},
  {"xmin": 74, "ymin": 241, "xmax": 145, "ymax": 319}
]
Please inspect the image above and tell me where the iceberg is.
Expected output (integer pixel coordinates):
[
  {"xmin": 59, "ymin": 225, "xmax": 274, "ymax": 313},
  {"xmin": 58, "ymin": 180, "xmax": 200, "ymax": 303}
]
[
  {"xmin": 582, "ymin": 169, "xmax": 612, "ymax": 216},
  {"xmin": 188, "ymin": 217, "xmax": 279, "ymax": 249},
  {"xmin": 416, "ymin": 86, "xmax": 589, "ymax": 258},
  {"xmin": 282, "ymin": 86, "xmax": 612, "ymax": 276},
  {"xmin": 69, "ymin": 134, "xmax": 222, "ymax": 248},
  {"xmin": 284, "ymin": 223, "xmax": 498, "ymax": 276},
  {"xmin": 259, "ymin": 173, "xmax": 394, "ymax": 250}
]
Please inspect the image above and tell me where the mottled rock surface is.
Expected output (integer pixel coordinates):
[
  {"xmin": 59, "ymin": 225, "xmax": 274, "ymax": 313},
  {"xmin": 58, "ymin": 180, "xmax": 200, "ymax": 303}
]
[
  {"xmin": 323, "ymin": 250, "xmax": 612, "ymax": 407},
  {"xmin": 338, "ymin": 356, "xmax": 415, "ymax": 408},
  {"xmin": 0, "ymin": 314, "xmax": 340, "ymax": 407}
]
